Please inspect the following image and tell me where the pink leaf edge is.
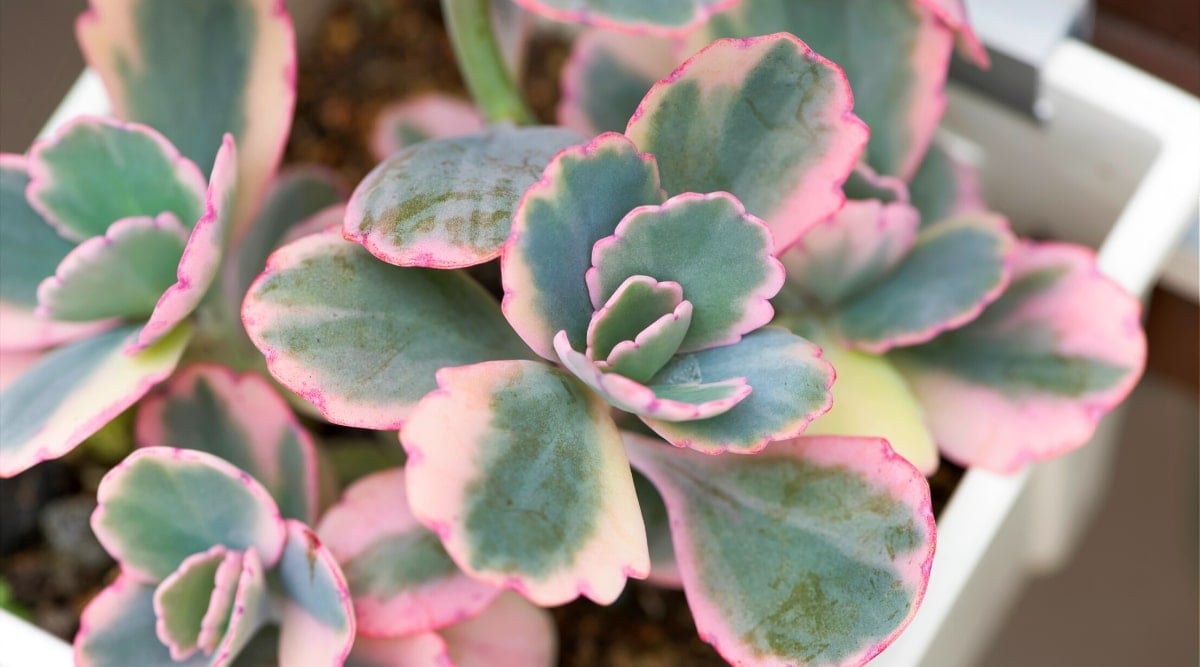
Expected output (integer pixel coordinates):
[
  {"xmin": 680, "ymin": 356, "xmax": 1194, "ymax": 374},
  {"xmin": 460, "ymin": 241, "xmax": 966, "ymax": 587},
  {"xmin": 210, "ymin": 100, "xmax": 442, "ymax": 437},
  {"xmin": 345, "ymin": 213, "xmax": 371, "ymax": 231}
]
[
  {"xmin": 24, "ymin": 116, "xmax": 208, "ymax": 242},
  {"xmin": 510, "ymin": 0, "xmax": 740, "ymax": 38},
  {"xmin": 625, "ymin": 33, "xmax": 870, "ymax": 253},
  {"xmin": 90, "ymin": 447, "xmax": 286, "ymax": 583},
  {"xmin": 135, "ymin": 363, "xmax": 322, "ymax": 523},
  {"xmin": 913, "ymin": 241, "xmax": 1147, "ymax": 473},
  {"xmin": 316, "ymin": 467, "xmax": 501, "ymax": 638},
  {"xmin": 133, "ymin": 135, "xmax": 238, "ymax": 352},
  {"xmin": 625, "ymin": 432, "xmax": 937, "ymax": 666}
]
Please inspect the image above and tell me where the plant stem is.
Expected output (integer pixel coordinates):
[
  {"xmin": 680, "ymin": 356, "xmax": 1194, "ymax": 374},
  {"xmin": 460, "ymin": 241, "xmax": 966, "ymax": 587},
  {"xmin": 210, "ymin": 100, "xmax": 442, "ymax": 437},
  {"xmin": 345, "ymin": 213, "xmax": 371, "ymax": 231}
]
[{"xmin": 441, "ymin": 0, "xmax": 534, "ymax": 125}]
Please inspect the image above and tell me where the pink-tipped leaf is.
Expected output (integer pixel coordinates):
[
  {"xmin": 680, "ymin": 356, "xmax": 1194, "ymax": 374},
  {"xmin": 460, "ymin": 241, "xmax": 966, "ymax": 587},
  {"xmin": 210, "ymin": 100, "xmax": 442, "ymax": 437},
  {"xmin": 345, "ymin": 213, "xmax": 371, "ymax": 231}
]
[
  {"xmin": 555, "ymin": 331, "xmax": 751, "ymax": 422},
  {"xmin": 401, "ymin": 360, "xmax": 649, "ymax": 606},
  {"xmin": 242, "ymin": 230, "xmax": 530, "ymax": 429},
  {"xmin": 151, "ymin": 545, "xmax": 239, "ymax": 661},
  {"xmin": 832, "ymin": 213, "xmax": 1015, "ymax": 353},
  {"xmin": 625, "ymin": 33, "xmax": 868, "ymax": 250},
  {"xmin": 0, "ymin": 323, "xmax": 190, "ymax": 478},
  {"xmin": 625, "ymin": 432, "xmax": 936, "ymax": 666},
  {"xmin": 36, "ymin": 214, "xmax": 188, "ymax": 323},
  {"xmin": 275, "ymin": 520, "xmax": 356, "ymax": 666},
  {"xmin": 892, "ymin": 242, "xmax": 1147, "ymax": 472},
  {"xmin": 91, "ymin": 447, "xmax": 286, "ymax": 582},
  {"xmin": 587, "ymin": 192, "xmax": 784, "ymax": 353},
  {"xmin": 317, "ymin": 468, "xmax": 500, "ymax": 637},
  {"xmin": 135, "ymin": 135, "xmax": 239, "ymax": 351},
  {"xmin": 780, "ymin": 198, "xmax": 920, "ymax": 311},
  {"xmin": 345, "ymin": 126, "xmax": 583, "ymax": 269},
  {"xmin": 25, "ymin": 116, "xmax": 206, "ymax": 242},
  {"xmin": 638, "ymin": 328, "xmax": 835, "ymax": 454},
  {"xmin": 691, "ymin": 1, "xmax": 956, "ymax": 180}
]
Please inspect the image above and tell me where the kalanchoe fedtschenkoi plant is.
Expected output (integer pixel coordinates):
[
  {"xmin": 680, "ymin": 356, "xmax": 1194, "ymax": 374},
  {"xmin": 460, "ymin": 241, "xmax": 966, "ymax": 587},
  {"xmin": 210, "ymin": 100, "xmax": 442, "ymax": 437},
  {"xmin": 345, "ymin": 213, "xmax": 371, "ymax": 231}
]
[
  {"xmin": 75, "ymin": 447, "xmax": 356, "ymax": 667},
  {"xmin": 244, "ymin": 29, "xmax": 939, "ymax": 665},
  {"xmin": 0, "ymin": 0, "xmax": 1152, "ymax": 663},
  {"xmin": 0, "ymin": 0, "xmax": 350, "ymax": 478}
]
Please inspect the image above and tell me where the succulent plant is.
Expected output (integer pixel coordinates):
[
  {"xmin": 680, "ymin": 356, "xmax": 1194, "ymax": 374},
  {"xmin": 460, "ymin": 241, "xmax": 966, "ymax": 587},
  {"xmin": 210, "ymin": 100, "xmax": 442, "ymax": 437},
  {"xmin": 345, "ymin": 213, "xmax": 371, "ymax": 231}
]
[
  {"xmin": 243, "ymin": 30, "xmax": 939, "ymax": 665},
  {"xmin": 75, "ymin": 447, "xmax": 354, "ymax": 667},
  {"xmin": 0, "ymin": 0, "xmax": 1151, "ymax": 665},
  {"xmin": 0, "ymin": 0, "xmax": 344, "ymax": 479}
]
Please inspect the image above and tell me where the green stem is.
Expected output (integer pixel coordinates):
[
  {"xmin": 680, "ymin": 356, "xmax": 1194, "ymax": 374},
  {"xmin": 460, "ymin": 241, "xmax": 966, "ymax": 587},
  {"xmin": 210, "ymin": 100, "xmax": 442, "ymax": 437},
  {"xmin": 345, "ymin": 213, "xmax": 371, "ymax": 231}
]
[{"xmin": 441, "ymin": 0, "xmax": 534, "ymax": 125}]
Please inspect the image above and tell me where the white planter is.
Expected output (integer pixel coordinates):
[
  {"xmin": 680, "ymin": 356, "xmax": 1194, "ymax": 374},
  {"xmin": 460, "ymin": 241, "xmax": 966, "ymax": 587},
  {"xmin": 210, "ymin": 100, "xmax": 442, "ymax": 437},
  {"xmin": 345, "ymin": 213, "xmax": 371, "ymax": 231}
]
[
  {"xmin": 2, "ymin": 39, "xmax": 1197, "ymax": 667},
  {"xmin": 875, "ymin": 39, "xmax": 1200, "ymax": 666}
]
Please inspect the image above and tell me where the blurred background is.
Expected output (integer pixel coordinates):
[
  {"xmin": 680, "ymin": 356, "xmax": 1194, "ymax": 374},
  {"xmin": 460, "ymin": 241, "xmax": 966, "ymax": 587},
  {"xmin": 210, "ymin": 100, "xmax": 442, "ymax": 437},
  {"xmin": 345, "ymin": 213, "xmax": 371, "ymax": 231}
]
[{"xmin": 1, "ymin": 1, "xmax": 1196, "ymax": 664}]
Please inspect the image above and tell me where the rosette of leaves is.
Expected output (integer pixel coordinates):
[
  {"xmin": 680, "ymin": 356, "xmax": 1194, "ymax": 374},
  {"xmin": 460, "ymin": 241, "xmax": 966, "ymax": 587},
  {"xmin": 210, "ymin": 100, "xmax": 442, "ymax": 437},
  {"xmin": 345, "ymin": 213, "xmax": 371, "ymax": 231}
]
[
  {"xmin": 244, "ymin": 33, "xmax": 938, "ymax": 664},
  {"xmin": 75, "ymin": 447, "xmax": 355, "ymax": 667},
  {"xmin": 778, "ymin": 162, "xmax": 1147, "ymax": 473},
  {"xmin": 0, "ymin": 0, "xmax": 346, "ymax": 478}
]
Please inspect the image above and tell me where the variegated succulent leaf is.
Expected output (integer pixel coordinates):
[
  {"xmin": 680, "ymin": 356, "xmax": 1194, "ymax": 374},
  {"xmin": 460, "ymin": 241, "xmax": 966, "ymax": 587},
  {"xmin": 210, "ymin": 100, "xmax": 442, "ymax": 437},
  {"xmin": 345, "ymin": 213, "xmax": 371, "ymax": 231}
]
[
  {"xmin": 345, "ymin": 126, "xmax": 584, "ymax": 269},
  {"xmin": 692, "ymin": 0, "xmax": 959, "ymax": 180},
  {"xmin": 135, "ymin": 134, "xmax": 240, "ymax": 351},
  {"xmin": 780, "ymin": 211, "xmax": 1015, "ymax": 354},
  {"xmin": 891, "ymin": 242, "xmax": 1146, "ymax": 472},
  {"xmin": 91, "ymin": 447, "xmax": 287, "ymax": 582},
  {"xmin": 626, "ymin": 32, "xmax": 868, "ymax": 251},
  {"xmin": 274, "ymin": 520, "xmax": 356, "ymax": 665},
  {"xmin": 503, "ymin": 132, "xmax": 666, "ymax": 360},
  {"xmin": 317, "ymin": 468, "xmax": 500, "ymax": 637},
  {"xmin": 36, "ymin": 214, "xmax": 188, "ymax": 324},
  {"xmin": 136, "ymin": 364, "xmax": 322, "ymax": 523},
  {"xmin": 401, "ymin": 360, "xmax": 650, "ymax": 606},
  {"xmin": 502, "ymin": 136, "xmax": 830, "ymax": 451},
  {"xmin": 0, "ymin": 323, "xmax": 190, "ymax": 478},
  {"xmin": 77, "ymin": 0, "xmax": 296, "ymax": 240},
  {"xmin": 26, "ymin": 116, "xmax": 206, "ymax": 242},
  {"xmin": 242, "ymin": 229, "xmax": 532, "ymax": 430},
  {"xmin": 511, "ymin": 0, "xmax": 738, "ymax": 37},
  {"xmin": 625, "ymin": 432, "xmax": 936, "ymax": 666}
]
